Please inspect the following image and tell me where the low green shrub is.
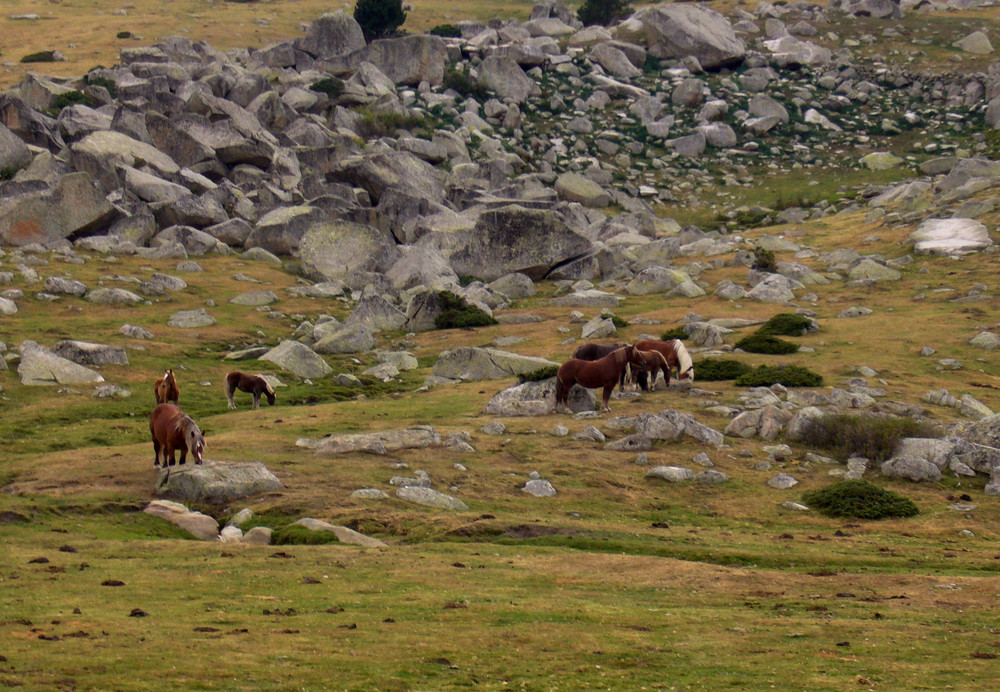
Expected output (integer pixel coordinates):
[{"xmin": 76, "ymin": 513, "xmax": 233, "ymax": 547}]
[
  {"xmin": 802, "ymin": 480, "xmax": 919, "ymax": 520},
  {"xmin": 605, "ymin": 314, "xmax": 629, "ymax": 330},
  {"xmin": 518, "ymin": 365, "xmax": 559, "ymax": 383},
  {"xmin": 735, "ymin": 364, "xmax": 822, "ymax": 387},
  {"xmin": 51, "ymin": 90, "xmax": 93, "ymax": 112},
  {"xmin": 357, "ymin": 109, "xmax": 424, "ymax": 138},
  {"xmin": 85, "ymin": 73, "xmax": 117, "ymax": 97},
  {"xmin": 443, "ymin": 68, "xmax": 490, "ymax": 100},
  {"xmin": 21, "ymin": 50, "xmax": 57, "ymax": 63},
  {"xmin": 434, "ymin": 291, "xmax": 498, "ymax": 329},
  {"xmin": 577, "ymin": 0, "xmax": 632, "ymax": 26},
  {"xmin": 752, "ymin": 246, "xmax": 777, "ymax": 272},
  {"xmin": 429, "ymin": 24, "xmax": 461, "ymax": 37},
  {"xmin": 457, "ymin": 274, "xmax": 478, "ymax": 287},
  {"xmin": 735, "ymin": 333, "xmax": 799, "ymax": 354},
  {"xmin": 757, "ymin": 313, "xmax": 815, "ymax": 337},
  {"xmin": 116, "ymin": 31, "xmax": 133, "ymax": 39},
  {"xmin": 796, "ymin": 413, "xmax": 940, "ymax": 462},
  {"xmin": 0, "ymin": 167, "xmax": 17, "ymax": 181},
  {"xmin": 659, "ymin": 326, "xmax": 688, "ymax": 341},
  {"xmin": 310, "ymin": 77, "xmax": 345, "ymax": 99},
  {"xmin": 696, "ymin": 359, "xmax": 751, "ymax": 381},
  {"xmin": 272, "ymin": 525, "xmax": 341, "ymax": 545}
]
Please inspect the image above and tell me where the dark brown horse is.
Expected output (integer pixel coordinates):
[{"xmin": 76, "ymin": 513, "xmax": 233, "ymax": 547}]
[
  {"xmin": 633, "ymin": 339, "xmax": 695, "ymax": 388},
  {"xmin": 149, "ymin": 403, "xmax": 205, "ymax": 468},
  {"xmin": 630, "ymin": 349, "xmax": 672, "ymax": 391},
  {"xmin": 555, "ymin": 345, "xmax": 645, "ymax": 413},
  {"xmin": 225, "ymin": 371, "xmax": 276, "ymax": 409},
  {"xmin": 154, "ymin": 369, "xmax": 179, "ymax": 405}
]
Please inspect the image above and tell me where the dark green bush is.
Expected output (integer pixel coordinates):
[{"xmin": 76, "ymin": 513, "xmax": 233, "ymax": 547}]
[
  {"xmin": 802, "ymin": 480, "xmax": 919, "ymax": 520},
  {"xmin": 758, "ymin": 312, "xmax": 816, "ymax": 337},
  {"xmin": 577, "ymin": 0, "xmax": 632, "ymax": 26},
  {"xmin": 116, "ymin": 31, "xmax": 133, "ymax": 39},
  {"xmin": 796, "ymin": 413, "xmax": 940, "ymax": 462},
  {"xmin": 443, "ymin": 68, "xmax": 490, "ymax": 100},
  {"xmin": 518, "ymin": 365, "xmax": 559, "ymax": 384},
  {"xmin": 696, "ymin": 359, "xmax": 751, "ymax": 382},
  {"xmin": 429, "ymin": 24, "xmax": 461, "ymax": 38},
  {"xmin": 271, "ymin": 525, "xmax": 341, "ymax": 545},
  {"xmin": 310, "ymin": 77, "xmax": 344, "ymax": 99},
  {"xmin": 21, "ymin": 50, "xmax": 57, "ymax": 63},
  {"xmin": 734, "ymin": 364, "xmax": 822, "ymax": 387},
  {"xmin": 51, "ymin": 90, "xmax": 93, "ymax": 112},
  {"xmin": 354, "ymin": 0, "xmax": 406, "ymax": 42},
  {"xmin": 357, "ymin": 109, "xmax": 423, "ymax": 138},
  {"xmin": 457, "ymin": 274, "xmax": 477, "ymax": 287},
  {"xmin": 0, "ymin": 167, "xmax": 17, "ymax": 181},
  {"xmin": 735, "ymin": 333, "xmax": 799, "ymax": 354},
  {"xmin": 659, "ymin": 326, "xmax": 688, "ymax": 341},
  {"xmin": 434, "ymin": 291, "xmax": 498, "ymax": 330},
  {"xmin": 752, "ymin": 246, "xmax": 777, "ymax": 272}
]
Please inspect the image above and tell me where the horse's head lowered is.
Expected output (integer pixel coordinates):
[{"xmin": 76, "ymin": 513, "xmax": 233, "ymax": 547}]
[
  {"xmin": 261, "ymin": 375, "xmax": 276, "ymax": 406},
  {"xmin": 178, "ymin": 416, "xmax": 205, "ymax": 464}
]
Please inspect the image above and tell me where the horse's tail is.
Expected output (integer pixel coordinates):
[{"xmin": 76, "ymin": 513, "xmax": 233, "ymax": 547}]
[
  {"xmin": 673, "ymin": 340, "xmax": 694, "ymax": 381},
  {"xmin": 224, "ymin": 373, "xmax": 235, "ymax": 400},
  {"xmin": 555, "ymin": 372, "xmax": 566, "ymax": 410}
]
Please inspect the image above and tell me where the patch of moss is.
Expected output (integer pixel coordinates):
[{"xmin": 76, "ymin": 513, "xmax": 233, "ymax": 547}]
[
  {"xmin": 605, "ymin": 314, "xmax": 629, "ymax": 330},
  {"xmin": 734, "ymin": 364, "xmax": 822, "ymax": 387},
  {"xmin": 85, "ymin": 73, "xmax": 117, "ymax": 97},
  {"xmin": 443, "ymin": 68, "xmax": 490, "ymax": 100},
  {"xmin": 735, "ymin": 334, "xmax": 799, "ymax": 355},
  {"xmin": 802, "ymin": 480, "xmax": 919, "ymax": 520},
  {"xmin": 429, "ymin": 24, "xmax": 461, "ymax": 37},
  {"xmin": 51, "ymin": 90, "xmax": 93, "ymax": 113},
  {"xmin": 757, "ymin": 313, "xmax": 816, "ymax": 337},
  {"xmin": 434, "ymin": 291, "xmax": 498, "ymax": 330},
  {"xmin": 310, "ymin": 77, "xmax": 344, "ymax": 99},
  {"xmin": 457, "ymin": 274, "xmax": 478, "ymax": 287},
  {"xmin": 696, "ymin": 359, "xmax": 751, "ymax": 381},
  {"xmin": 21, "ymin": 50, "xmax": 57, "ymax": 64},
  {"xmin": 272, "ymin": 525, "xmax": 341, "ymax": 545}
]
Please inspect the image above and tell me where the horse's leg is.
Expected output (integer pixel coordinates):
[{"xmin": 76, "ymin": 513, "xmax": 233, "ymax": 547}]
[
  {"xmin": 166, "ymin": 444, "xmax": 175, "ymax": 467},
  {"xmin": 179, "ymin": 447, "xmax": 187, "ymax": 465},
  {"xmin": 252, "ymin": 391, "xmax": 259, "ymax": 409},
  {"xmin": 601, "ymin": 385, "xmax": 613, "ymax": 412},
  {"xmin": 153, "ymin": 438, "xmax": 161, "ymax": 468}
]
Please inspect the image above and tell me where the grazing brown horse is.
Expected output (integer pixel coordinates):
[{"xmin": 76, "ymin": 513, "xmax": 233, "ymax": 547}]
[
  {"xmin": 149, "ymin": 403, "xmax": 205, "ymax": 468},
  {"xmin": 630, "ymin": 349, "xmax": 672, "ymax": 391},
  {"xmin": 633, "ymin": 339, "xmax": 695, "ymax": 388},
  {"xmin": 154, "ymin": 369, "xmax": 179, "ymax": 405},
  {"xmin": 225, "ymin": 371, "xmax": 276, "ymax": 410},
  {"xmin": 555, "ymin": 345, "xmax": 645, "ymax": 413}
]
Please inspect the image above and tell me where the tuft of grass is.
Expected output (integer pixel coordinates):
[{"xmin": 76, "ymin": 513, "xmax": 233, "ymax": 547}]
[
  {"xmin": 0, "ymin": 166, "xmax": 17, "ymax": 180},
  {"xmin": 735, "ymin": 333, "xmax": 799, "ymax": 355},
  {"xmin": 696, "ymin": 358, "xmax": 751, "ymax": 381},
  {"xmin": 434, "ymin": 291, "xmax": 498, "ymax": 329},
  {"xmin": 518, "ymin": 365, "xmax": 558, "ymax": 383},
  {"xmin": 443, "ymin": 68, "xmax": 490, "ymax": 100},
  {"xmin": 757, "ymin": 313, "xmax": 816, "ymax": 337},
  {"xmin": 797, "ymin": 413, "xmax": 940, "ymax": 462},
  {"xmin": 50, "ymin": 89, "xmax": 94, "ymax": 113},
  {"xmin": 85, "ymin": 73, "xmax": 117, "ymax": 97},
  {"xmin": 116, "ymin": 31, "xmax": 133, "ymax": 39},
  {"xmin": 271, "ymin": 525, "xmax": 342, "ymax": 545},
  {"xmin": 802, "ymin": 480, "xmax": 919, "ymax": 520},
  {"xmin": 606, "ymin": 313, "xmax": 629, "ymax": 330},
  {"xmin": 356, "ymin": 108, "xmax": 424, "ymax": 139},
  {"xmin": 457, "ymin": 274, "xmax": 478, "ymax": 287},
  {"xmin": 734, "ymin": 364, "xmax": 822, "ymax": 387}
]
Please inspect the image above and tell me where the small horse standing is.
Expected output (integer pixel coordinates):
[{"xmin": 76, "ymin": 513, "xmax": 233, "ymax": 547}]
[
  {"xmin": 630, "ymin": 349, "xmax": 672, "ymax": 391},
  {"xmin": 572, "ymin": 342, "xmax": 630, "ymax": 390},
  {"xmin": 633, "ymin": 339, "xmax": 695, "ymax": 388},
  {"xmin": 149, "ymin": 403, "xmax": 205, "ymax": 468},
  {"xmin": 154, "ymin": 369, "xmax": 179, "ymax": 405},
  {"xmin": 555, "ymin": 345, "xmax": 645, "ymax": 413},
  {"xmin": 225, "ymin": 371, "xmax": 276, "ymax": 410}
]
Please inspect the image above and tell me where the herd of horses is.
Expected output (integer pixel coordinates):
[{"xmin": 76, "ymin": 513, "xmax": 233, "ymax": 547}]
[
  {"xmin": 149, "ymin": 369, "xmax": 275, "ymax": 470},
  {"xmin": 146, "ymin": 338, "xmax": 693, "ymax": 470},
  {"xmin": 556, "ymin": 338, "xmax": 694, "ymax": 413}
]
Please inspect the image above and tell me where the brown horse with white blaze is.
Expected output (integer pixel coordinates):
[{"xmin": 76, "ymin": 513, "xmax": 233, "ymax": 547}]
[
  {"xmin": 225, "ymin": 371, "xmax": 276, "ymax": 409},
  {"xmin": 150, "ymin": 403, "xmax": 205, "ymax": 468},
  {"xmin": 554, "ymin": 345, "xmax": 645, "ymax": 413},
  {"xmin": 154, "ymin": 369, "xmax": 179, "ymax": 405}
]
